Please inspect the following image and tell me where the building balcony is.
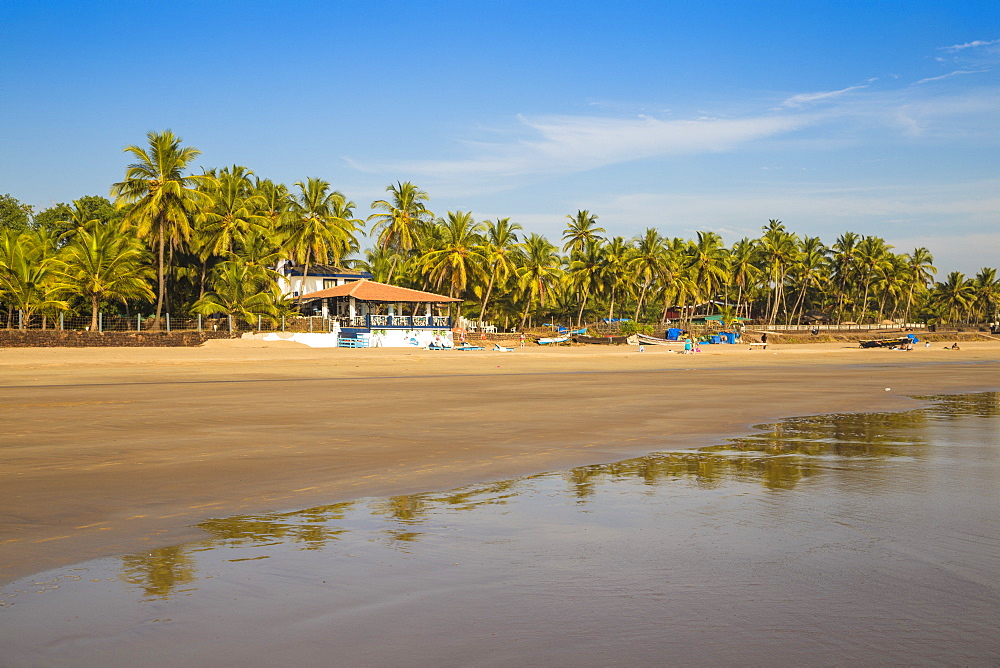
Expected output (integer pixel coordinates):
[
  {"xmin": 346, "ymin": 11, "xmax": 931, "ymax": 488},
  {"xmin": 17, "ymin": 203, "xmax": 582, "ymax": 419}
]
[{"xmin": 337, "ymin": 315, "xmax": 452, "ymax": 329}]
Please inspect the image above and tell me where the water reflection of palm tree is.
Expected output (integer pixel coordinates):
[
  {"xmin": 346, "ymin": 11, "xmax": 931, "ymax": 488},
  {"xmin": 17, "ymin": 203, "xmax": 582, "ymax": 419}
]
[{"xmin": 120, "ymin": 545, "xmax": 197, "ymax": 600}]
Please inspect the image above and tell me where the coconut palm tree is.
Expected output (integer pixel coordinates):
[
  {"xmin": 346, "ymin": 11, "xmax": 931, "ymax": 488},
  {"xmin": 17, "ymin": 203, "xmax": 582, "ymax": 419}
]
[
  {"xmin": 829, "ymin": 231, "xmax": 861, "ymax": 321},
  {"xmin": 728, "ymin": 238, "xmax": 760, "ymax": 319},
  {"xmin": 516, "ymin": 233, "xmax": 561, "ymax": 329},
  {"xmin": 629, "ymin": 228, "xmax": 666, "ymax": 321},
  {"xmin": 0, "ymin": 229, "xmax": 69, "ymax": 327},
  {"xmin": 287, "ymin": 178, "xmax": 362, "ymax": 301},
  {"xmin": 60, "ymin": 221, "xmax": 155, "ymax": 330},
  {"xmin": 971, "ymin": 268, "xmax": 1000, "ymax": 324},
  {"xmin": 561, "ymin": 210, "xmax": 605, "ymax": 257},
  {"xmin": 347, "ymin": 247, "xmax": 395, "ymax": 283},
  {"xmin": 191, "ymin": 260, "xmax": 283, "ymax": 327},
  {"xmin": 933, "ymin": 272, "xmax": 975, "ymax": 325},
  {"xmin": 421, "ymin": 211, "xmax": 486, "ymax": 310},
  {"xmin": 478, "ymin": 218, "xmax": 523, "ymax": 321},
  {"xmin": 110, "ymin": 131, "xmax": 214, "ymax": 328},
  {"xmin": 686, "ymin": 230, "xmax": 730, "ymax": 309},
  {"xmin": 758, "ymin": 220, "xmax": 798, "ymax": 324},
  {"xmin": 253, "ymin": 178, "xmax": 296, "ymax": 248},
  {"xmin": 599, "ymin": 236, "xmax": 632, "ymax": 323},
  {"xmin": 855, "ymin": 236, "xmax": 894, "ymax": 322},
  {"xmin": 787, "ymin": 236, "xmax": 829, "ymax": 324},
  {"xmin": 200, "ymin": 166, "xmax": 266, "ymax": 257},
  {"xmin": 566, "ymin": 239, "xmax": 605, "ymax": 327},
  {"xmin": 368, "ymin": 181, "xmax": 433, "ymax": 284},
  {"xmin": 902, "ymin": 247, "xmax": 936, "ymax": 325}
]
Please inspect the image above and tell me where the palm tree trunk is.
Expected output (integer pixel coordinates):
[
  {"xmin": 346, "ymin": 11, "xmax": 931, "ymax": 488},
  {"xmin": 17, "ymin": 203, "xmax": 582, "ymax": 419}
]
[
  {"xmin": 386, "ymin": 254, "xmax": 398, "ymax": 285},
  {"xmin": 576, "ymin": 285, "xmax": 589, "ymax": 328},
  {"xmin": 90, "ymin": 295, "xmax": 99, "ymax": 331},
  {"xmin": 152, "ymin": 227, "xmax": 165, "ymax": 330},
  {"xmin": 519, "ymin": 299, "xmax": 532, "ymax": 331},
  {"xmin": 634, "ymin": 279, "xmax": 650, "ymax": 321},
  {"xmin": 480, "ymin": 273, "xmax": 497, "ymax": 321}
]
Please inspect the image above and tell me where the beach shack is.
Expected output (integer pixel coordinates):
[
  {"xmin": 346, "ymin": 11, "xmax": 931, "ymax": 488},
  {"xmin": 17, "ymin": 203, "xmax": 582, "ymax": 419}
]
[
  {"xmin": 296, "ymin": 279, "xmax": 462, "ymax": 347},
  {"xmin": 278, "ymin": 262, "xmax": 373, "ymax": 304}
]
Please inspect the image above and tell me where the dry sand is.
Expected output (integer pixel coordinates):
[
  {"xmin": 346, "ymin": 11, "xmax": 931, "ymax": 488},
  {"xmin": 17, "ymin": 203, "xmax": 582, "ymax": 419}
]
[{"xmin": 2, "ymin": 339, "xmax": 999, "ymax": 585}]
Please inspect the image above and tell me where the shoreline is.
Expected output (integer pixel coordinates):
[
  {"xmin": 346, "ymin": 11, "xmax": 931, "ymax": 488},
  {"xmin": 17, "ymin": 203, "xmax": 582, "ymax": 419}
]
[{"xmin": 2, "ymin": 341, "xmax": 999, "ymax": 585}]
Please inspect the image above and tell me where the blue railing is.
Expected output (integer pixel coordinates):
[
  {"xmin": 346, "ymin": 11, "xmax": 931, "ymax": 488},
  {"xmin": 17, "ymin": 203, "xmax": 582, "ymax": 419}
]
[
  {"xmin": 337, "ymin": 337, "xmax": 369, "ymax": 348},
  {"xmin": 341, "ymin": 315, "xmax": 451, "ymax": 329}
]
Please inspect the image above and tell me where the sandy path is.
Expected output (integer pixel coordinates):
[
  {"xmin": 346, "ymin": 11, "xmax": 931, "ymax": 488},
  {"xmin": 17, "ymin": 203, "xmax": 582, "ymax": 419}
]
[{"xmin": 2, "ymin": 341, "xmax": 998, "ymax": 584}]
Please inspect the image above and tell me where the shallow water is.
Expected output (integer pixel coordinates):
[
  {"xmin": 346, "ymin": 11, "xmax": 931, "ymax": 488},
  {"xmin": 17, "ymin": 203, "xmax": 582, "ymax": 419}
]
[{"xmin": 2, "ymin": 393, "xmax": 999, "ymax": 666}]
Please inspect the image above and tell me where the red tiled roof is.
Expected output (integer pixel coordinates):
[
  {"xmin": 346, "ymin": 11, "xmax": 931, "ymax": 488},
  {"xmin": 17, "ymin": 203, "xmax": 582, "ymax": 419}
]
[{"xmin": 298, "ymin": 279, "xmax": 462, "ymax": 303}]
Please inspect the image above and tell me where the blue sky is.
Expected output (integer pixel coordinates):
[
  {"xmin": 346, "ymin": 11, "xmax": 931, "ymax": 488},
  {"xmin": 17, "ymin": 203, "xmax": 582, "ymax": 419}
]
[{"xmin": 2, "ymin": 1, "xmax": 997, "ymax": 275}]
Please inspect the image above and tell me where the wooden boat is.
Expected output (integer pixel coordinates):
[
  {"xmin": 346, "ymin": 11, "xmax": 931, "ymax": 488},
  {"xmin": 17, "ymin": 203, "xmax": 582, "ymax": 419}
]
[
  {"xmin": 573, "ymin": 334, "xmax": 629, "ymax": 345},
  {"xmin": 859, "ymin": 336, "xmax": 912, "ymax": 349},
  {"xmin": 635, "ymin": 333, "xmax": 686, "ymax": 346},
  {"xmin": 535, "ymin": 335, "xmax": 570, "ymax": 345}
]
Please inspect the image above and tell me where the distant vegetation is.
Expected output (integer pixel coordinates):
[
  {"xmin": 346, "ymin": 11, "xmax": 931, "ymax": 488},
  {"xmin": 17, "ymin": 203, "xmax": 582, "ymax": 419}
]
[{"xmin": 1, "ymin": 131, "xmax": 997, "ymax": 330}]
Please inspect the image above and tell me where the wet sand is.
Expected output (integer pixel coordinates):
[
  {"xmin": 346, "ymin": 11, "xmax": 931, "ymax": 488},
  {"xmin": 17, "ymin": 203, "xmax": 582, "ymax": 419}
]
[{"xmin": 2, "ymin": 340, "xmax": 999, "ymax": 585}]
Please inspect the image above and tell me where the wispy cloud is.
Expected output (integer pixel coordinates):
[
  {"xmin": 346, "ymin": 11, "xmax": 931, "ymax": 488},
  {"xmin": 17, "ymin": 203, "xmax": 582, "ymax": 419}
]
[
  {"xmin": 916, "ymin": 69, "xmax": 983, "ymax": 84},
  {"xmin": 351, "ymin": 113, "xmax": 815, "ymax": 184},
  {"xmin": 781, "ymin": 84, "xmax": 868, "ymax": 108},
  {"xmin": 941, "ymin": 39, "xmax": 1000, "ymax": 52}
]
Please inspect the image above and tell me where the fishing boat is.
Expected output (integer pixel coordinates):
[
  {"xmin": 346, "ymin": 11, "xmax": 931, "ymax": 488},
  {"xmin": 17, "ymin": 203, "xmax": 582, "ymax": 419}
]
[
  {"xmin": 634, "ymin": 333, "xmax": 687, "ymax": 347},
  {"xmin": 535, "ymin": 335, "xmax": 570, "ymax": 345},
  {"xmin": 859, "ymin": 335, "xmax": 916, "ymax": 349},
  {"xmin": 573, "ymin": 334, "xmax": 630, "ymax": 345}
]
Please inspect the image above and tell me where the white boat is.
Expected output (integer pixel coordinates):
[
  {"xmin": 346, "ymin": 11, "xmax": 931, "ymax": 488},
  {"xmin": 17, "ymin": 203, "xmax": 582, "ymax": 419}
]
[
  {"xmin": 634, "ymin": 333, "xmax": 686, "ymax": 346},
  {"xmin": 536, "ymin": 335, "xmax": 570, "ymax": 345}
]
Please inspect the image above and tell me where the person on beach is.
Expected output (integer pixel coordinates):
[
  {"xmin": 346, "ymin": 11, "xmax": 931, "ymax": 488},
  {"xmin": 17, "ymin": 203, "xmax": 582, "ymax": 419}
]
[
  {"xmin": 684, "ymin": 338, "xmax": 693, "ymax": 353},
  {"xmin": 951, "ymin": 342, "xmax": 960, "ymax": 350},
  {"xmin": 761, "ymin": 333, "xmax": 768, "ymax": 345}
]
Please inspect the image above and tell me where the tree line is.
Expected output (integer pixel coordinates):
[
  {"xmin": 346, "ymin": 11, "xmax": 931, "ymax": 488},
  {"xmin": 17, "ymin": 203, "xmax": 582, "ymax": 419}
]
[{"xmin": 1, "ymin": 130, "xmax": 997, "ymax": 331}]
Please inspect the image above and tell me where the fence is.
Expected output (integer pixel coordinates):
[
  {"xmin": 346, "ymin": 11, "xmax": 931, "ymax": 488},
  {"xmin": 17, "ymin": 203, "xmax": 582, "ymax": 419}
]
[
  {"xmin": 3, "ymin": 312, "xmax": 357, "ymax": 334},
  {"xmin": 760, "ymin": 323, "xmax": 927, "ymax": 332}
]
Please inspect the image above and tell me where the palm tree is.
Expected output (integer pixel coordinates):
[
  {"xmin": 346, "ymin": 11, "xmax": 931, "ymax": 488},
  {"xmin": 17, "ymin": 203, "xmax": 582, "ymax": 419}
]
[
  {"xmin": 562, "ymin": 210, "xmax": 605, "ymax": 257},
  {"xmin": 516, "ymin": 233, "xmax": 561, "ymax": 329},
  {"xmin": 0, "ymin": 229, "xmax": 69, "ymax": 327},
  {"xmin": 478, "ymin": 217, "xmax": 523, "ymax": 321},
  {"xmin": 110, "ymin": 131, "xmax": 213, "ymax": 328},
  {"xmin": 629, "ymin": 228, "xmax": 666, "ymax": 321},
  {"xmin": 902, "ymin": 247, "xmax": 936, "ymax": 325},
  {"xmin": 348, "ymin": 247, "xmax": 395, "ymax": 283},
  {"xmin": 599, "ymin": 236, "xmax": 632, "ymax": 323},
  {"xmin": 49, "ymin": 196, "xmax": 124, "ymax": 242},
  {"xmin": 788, "ymin": 236, "xmax": 829, "ymax": 323},
  {"xmin": 200, "ymin": 166, "xmax": 266, "ymax": 257},
  {"xmin": 566, "ymin": 239, "xmax": 604, "ymax": 327},
  {"xmin": 971, "ymin": 268, "xmax": 1000, "ymax": 324},
  {"xmin": 728, "ymin": 238, "xmax": 760, "ymax": 319},
  {"xmin": 830, "ymin": 231, "xmax": 861, "ymax": 321},
  {"xmin": 253, "ymin": 178, "xmax": 296, "ymax": 247},
  {"xmin": 287, "ymin": 178, "xmax": 362, "ymax": 301},
  {"xmin": 60, "ymin": 221, "xmax": 156, "ymax": 330},
  {"xmin": 421, "ymin": 211, "xmax": 486, "ymax": 310},
  {"xmin": 855, "ymin": 236, "xmax": 894, "ymax": 322},
  {"xmin": 933, "ymin": 272, "xmax": 975, "ymax": 325},
  {"xmin": 758, "ymin": 220, "xmax": 798, "ymax": 324},
  {"xmin": 191, "ymin": 261, "xmax": 283, "ymax": 327},
  {"xmin": 686, "ymin": 230, "xmax": 730, "ymax": 309},
  {"xmin": 368, "ymin": 181, "xmax": 433, "ymax": 284}
]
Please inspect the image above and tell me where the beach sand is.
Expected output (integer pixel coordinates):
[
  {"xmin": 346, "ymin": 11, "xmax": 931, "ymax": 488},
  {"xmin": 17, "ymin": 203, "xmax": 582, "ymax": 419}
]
[{"xmin": 2, "ymin": 340, "xmax": 998, "ymax": 585}]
